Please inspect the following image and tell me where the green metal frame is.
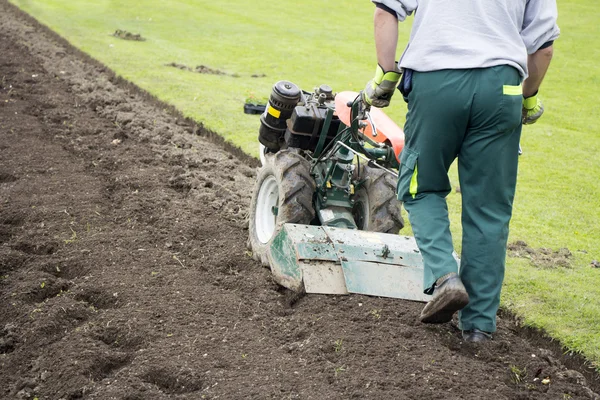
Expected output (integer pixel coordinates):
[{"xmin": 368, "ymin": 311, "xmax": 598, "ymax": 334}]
[{"xmin": 308, "ymin": 99, "xmax": 399, "ymax": 229}]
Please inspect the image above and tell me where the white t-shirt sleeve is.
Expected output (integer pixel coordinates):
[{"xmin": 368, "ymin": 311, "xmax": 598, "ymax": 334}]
[
  {"xmin": 522, "ymin": 0, "xmax": 560, "ymax": 54},
  {"xmin": 372, "ymin": 0, "xmax": 418, "ymax": 22}
]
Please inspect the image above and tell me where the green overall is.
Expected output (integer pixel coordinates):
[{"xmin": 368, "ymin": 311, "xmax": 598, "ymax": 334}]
[{"xmin": 398, "ymin": 66, "xmax": 522, "ymax": 333}]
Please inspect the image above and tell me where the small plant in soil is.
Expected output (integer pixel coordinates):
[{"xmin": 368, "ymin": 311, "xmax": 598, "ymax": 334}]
[
  {"xmin": 333, "ymin": 339, "xmax": 343, "ymax": 353},
  {"xmin": 64, "ymin": 227, "xmax": 77, "ymax": 244},
  {"xmin": 334, "ymin": 365, "xmax": 346, "ymax": 377},
  {"xmin": 509, "ymin": 364, "xmax": 527, "ymax": 385}
]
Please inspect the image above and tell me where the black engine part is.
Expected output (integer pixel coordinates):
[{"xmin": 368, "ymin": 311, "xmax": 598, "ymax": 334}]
[
  {"xmin": 284, "ymin": 84, "xmax": 341, "ymax": 151},
  {"xmin": 259, "ymin": 81, "xmax": 301, "ymax": 151}
]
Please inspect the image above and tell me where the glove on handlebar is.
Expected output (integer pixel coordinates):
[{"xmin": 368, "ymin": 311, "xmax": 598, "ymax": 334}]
[
  {"xmin": 362, "ymin": 64, "xmax": 402, "ymax": 108},
  {"xmin": 522, "ymin": 92, "xmax": 544, "ymax": 125}
]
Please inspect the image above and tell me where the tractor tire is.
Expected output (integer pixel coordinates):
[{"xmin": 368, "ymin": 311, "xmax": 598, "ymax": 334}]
[
  {"xmin": 248, "ymin": 149, "xmax": 315, "ymax": 266},
  {"xmin": 352, "ymin": 163, "xmax": 404, "ymax": 233}
]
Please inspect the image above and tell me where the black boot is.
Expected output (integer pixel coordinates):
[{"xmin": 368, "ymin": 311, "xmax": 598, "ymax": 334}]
[{"xmin": 462, "ymin": 329, "xmax": 493, "ymax": 343}]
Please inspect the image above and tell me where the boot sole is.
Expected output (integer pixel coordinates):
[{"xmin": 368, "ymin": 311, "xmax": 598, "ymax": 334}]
[{"xmin": 420, "ymin": 288, "xmax": 469, "ymax": 324}]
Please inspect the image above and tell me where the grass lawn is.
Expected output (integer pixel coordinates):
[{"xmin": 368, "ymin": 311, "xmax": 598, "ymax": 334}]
[{"xmin": 10, "ymin": 0, "xmax": 600, "ymax": 367}]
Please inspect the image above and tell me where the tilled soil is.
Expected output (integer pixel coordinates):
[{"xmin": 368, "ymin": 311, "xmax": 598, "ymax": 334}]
[{"xmin": 0, "ymin": 2, "xmax": 599, "ymax": 399}]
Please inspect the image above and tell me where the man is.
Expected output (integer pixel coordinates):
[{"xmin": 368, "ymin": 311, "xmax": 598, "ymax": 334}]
[{"xmin": 362, "ymin": 0, "xmax": 559, "ymax": 342}]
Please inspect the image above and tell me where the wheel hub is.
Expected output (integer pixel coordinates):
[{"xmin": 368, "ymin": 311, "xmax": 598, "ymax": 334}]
[
  {"xmin": 255, "ymin": 175, "xmax": 279, "ymax": 244},
  {"xmin": 352, "ymin": 190, "xmax": 369, "ymax": 231}
]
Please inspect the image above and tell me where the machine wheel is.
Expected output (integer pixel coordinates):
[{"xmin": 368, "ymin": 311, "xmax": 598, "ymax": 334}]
[
  {"xmin": 352, "ymin": 164, "xmax": 404, "ymax": 233},
  {"xmin": 248, "ymin": 149, "xmax": 315, "ymax": 266},
  {"xmin": 259, "ymin": 143, "xmax": 268, "ymax": 166}
]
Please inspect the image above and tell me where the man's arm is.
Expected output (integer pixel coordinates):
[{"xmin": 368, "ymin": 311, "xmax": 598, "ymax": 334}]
[
  {"xmin": 374, "ymin": 7, "xmax": 399, "ymax": 71},
  {"xmin": 521, "ymin": 44, "xmax": 554, "ymax": 124},
  {"xmin": 520, "ymin": 0, "xmax": 559, "ymax": 124},
  {"xmin": 362, "ymin": 1, "xmax": 415, "ymax": 108},
  {"xmin": 523, "ymin": 45, "xmax": 554, "ymax": 98}
]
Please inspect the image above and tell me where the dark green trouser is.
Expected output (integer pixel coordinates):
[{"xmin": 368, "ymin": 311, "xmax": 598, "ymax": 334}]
[{"xmin": 398, "ymin": 66, "xmax": 522, "ymax": 333}]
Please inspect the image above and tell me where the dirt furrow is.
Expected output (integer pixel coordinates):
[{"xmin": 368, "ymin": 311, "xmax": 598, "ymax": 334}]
[{"xmin": 0, "ymin": 1, "xmax": 598, "ymax": 399}]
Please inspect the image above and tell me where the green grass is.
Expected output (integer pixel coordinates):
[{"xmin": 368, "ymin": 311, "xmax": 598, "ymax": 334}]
[
  {"xmin": 10, "ymin": 0, "xmax": 392, "ymax": 155},
  {"xmin": 10, "ymin": 0, "xmax": 600, "ymax": 367}
]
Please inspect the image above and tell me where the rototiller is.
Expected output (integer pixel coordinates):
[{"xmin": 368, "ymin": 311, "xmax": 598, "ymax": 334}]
[{"xmin": 248, "ymin": 81, "xmax": 431, "ymax": 302}]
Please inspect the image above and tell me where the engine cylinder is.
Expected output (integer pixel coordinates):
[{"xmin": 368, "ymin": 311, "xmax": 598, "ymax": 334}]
[{"xmin": 259, "ymin": 81, "xmax": 301, "ymax": 151}]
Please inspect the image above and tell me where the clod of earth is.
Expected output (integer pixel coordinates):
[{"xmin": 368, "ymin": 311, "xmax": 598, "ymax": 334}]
[
  {"xmin": 112, "ymin": 29, "xmax": 146, "ymax": 41},
  {"xmin": 508, "ymin": 241, "xmax": 573, "ymax": 269},
  {"xmin": 164, "ymin": 62, "xmax": 242, "ymax": 77}
]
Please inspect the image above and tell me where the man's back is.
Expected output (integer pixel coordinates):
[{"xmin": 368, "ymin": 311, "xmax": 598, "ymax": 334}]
[{"xmin": 378, "ymin": 0, "xmax": 559, "ymax": 77}]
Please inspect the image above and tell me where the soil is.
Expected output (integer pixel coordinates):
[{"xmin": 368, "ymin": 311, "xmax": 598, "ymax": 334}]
[
  {"xmin": 164, "ymin": 63, "xmax": 236, "ymax": 77},
  {"xmin": 112, "ymin": 30, "xmax": 146, "ymax": 42},
  {"xmin": 0, "ymin": 2, "xmax": 599, "ymax": 399},
  {"xmin": 508, "ymin": 241, "xmax": 574, "ymax": 269}
]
